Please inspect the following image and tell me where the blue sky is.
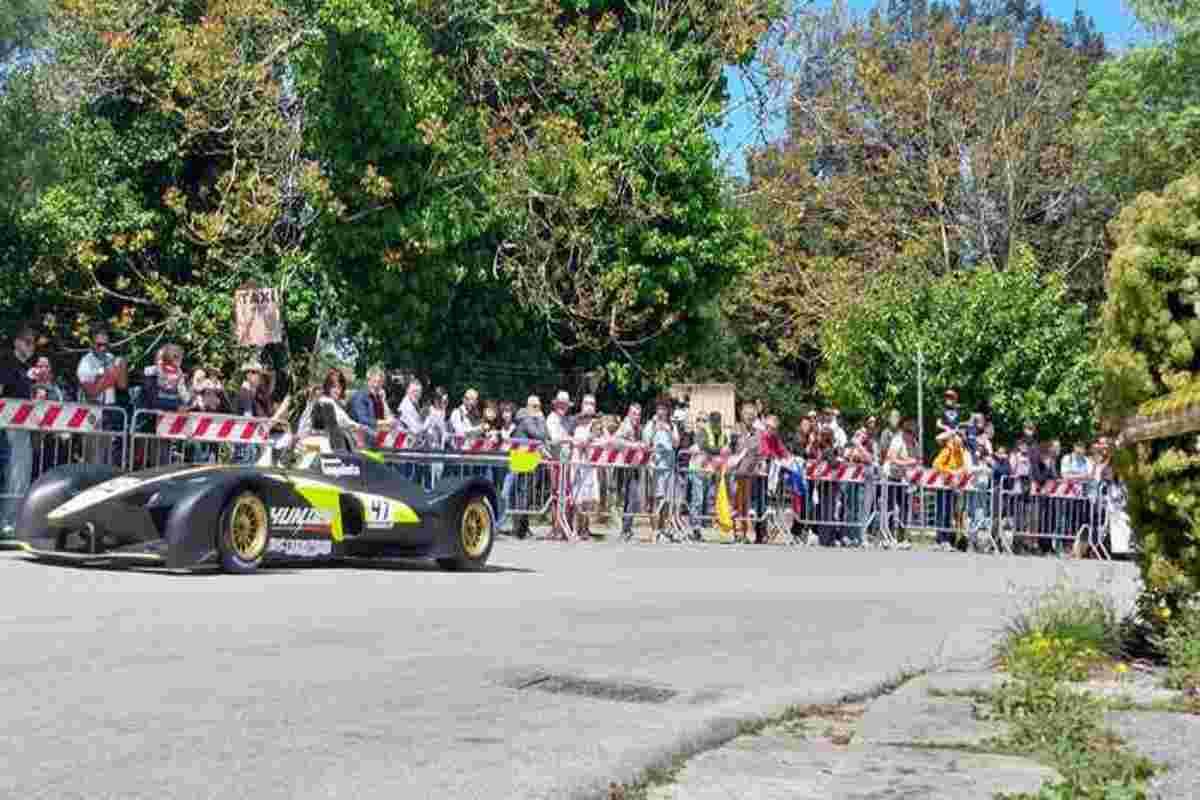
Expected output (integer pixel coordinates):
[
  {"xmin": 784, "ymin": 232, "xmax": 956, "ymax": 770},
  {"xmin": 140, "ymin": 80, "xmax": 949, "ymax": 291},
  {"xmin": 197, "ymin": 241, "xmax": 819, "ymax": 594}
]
[{"xmin": 717, "ymin": 0, "xmax": 1143, "ymax": 173}]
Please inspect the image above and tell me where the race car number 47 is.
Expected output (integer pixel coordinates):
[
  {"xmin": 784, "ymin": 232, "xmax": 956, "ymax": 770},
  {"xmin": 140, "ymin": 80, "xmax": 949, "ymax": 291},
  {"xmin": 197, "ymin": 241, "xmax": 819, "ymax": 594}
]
[
  {"xmin": 267, "ymin": 539, "xmax": 332, "ymax": 557},
  {"xmin": 368, "ymin": 499, "xmax": 392, "ymax": 526}
]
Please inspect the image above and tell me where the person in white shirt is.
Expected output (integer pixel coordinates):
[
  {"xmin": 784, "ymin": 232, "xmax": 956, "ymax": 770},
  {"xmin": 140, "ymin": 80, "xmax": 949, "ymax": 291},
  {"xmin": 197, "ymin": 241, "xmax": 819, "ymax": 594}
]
[
  {"xmin": 75, "ymin": 329, "xmax": 125, "ymax": 407},
  {"xmin": 570, "ymin": 394, "xmax": 601, "ymax": 539},
  {"xmin": 546, "ymin": 390, "xmax": 573, "ymax": 445},
  {"xmin": 827, "ymin": 407, "xmax": 848, "ymax": 450},
  {"xmin": 1060, "ymin": 442, "xmax": 1093, "ymax": 481},
  {"xmin": 75, "ymin": 329, "xmax": 127, "ymax": 466},
  {"xmin": 397, "ymin": 377, "xmax": 424, "ymax": 434},
  {"xmin": 449, "ymin": 388, "xmax": 481, "ymax": 444}
]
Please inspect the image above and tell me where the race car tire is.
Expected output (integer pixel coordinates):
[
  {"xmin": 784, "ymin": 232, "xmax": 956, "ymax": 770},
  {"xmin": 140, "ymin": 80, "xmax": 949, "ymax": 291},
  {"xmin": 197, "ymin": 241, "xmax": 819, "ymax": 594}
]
[
  {"xmin": 438, "ymin": 491, "xmax": 494, "ymax": 572},
  {"xmin": 217, "ymin": 490, "xmax": 271, "ymax": 574}
]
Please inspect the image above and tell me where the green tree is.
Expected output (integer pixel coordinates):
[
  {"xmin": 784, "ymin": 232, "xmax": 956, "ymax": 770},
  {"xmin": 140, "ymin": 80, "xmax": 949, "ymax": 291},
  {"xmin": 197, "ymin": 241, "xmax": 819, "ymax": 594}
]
[
  {"xmin": 297, "ymin": 0, "xmax": 775, "ymax": 388},
  {"xmin": 819, "ymin": 244, "xmax": 1099, "ymax": 444},
  {"xmin": 739, "ymin": 1, "xmax": 1107, "ymax": 399},
  {"xmin": 11, "ymin": 0, "xmax": 324, "ymax": 391},
  {"xmin": 1079, "ymin": 32, "xmax": 1200, "ymax": 201}
]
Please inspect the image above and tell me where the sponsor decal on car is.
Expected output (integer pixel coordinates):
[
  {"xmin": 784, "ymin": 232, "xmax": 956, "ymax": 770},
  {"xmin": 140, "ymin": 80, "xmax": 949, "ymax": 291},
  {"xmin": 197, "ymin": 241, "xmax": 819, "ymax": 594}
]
[
  {"xmin": 267, "ymin": 538, "xmax": 333, "ymax": 557},
  {"xmin": 269, "ymin": 507, "xmax": 335, "ymax": 532},
  {"xmin": 320, "ymin": 458, "xmax": 360, "ymax": 478}
]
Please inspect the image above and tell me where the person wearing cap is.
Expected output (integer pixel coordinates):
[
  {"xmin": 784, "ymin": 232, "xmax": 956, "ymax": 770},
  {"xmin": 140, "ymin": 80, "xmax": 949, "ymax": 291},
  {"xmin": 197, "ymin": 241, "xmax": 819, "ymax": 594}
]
[{"xmin": 938, "ymin": 390, "xmax": 960, "ymax": 436}]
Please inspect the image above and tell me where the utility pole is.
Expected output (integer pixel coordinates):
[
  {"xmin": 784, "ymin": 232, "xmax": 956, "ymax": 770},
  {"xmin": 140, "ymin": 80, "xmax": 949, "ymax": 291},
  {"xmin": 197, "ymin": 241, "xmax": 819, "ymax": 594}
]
[{"xmin": 916, "ymin": 345, "xmax": 925, "ymax": 455}]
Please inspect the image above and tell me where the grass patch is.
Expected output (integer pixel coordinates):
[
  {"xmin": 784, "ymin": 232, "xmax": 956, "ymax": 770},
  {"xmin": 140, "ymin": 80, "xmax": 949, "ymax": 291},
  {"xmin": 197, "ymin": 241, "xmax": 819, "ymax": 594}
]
[
  {"xmin": 994, "ymin": 582, "xmax": 1128, "ymax": 678},
  {"xmin": 983, "ymin": 678, "xmax": 1157, "ymax": 798},
  {"xmin": 984, "ymin": 584, "xmax": 1159, "ymax": 799}
]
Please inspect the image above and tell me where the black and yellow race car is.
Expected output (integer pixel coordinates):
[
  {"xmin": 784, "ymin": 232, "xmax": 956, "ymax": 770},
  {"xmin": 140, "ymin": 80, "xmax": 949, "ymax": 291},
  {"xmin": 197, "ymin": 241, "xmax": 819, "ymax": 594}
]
[{"xmin": 13, "ymin": 436, "xmax": 498, "ymax": 574}]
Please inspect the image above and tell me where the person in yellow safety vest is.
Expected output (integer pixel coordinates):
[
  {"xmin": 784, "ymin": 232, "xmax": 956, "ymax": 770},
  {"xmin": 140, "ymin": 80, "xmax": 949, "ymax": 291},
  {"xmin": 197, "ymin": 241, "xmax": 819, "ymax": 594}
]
[{"xmin": 687, "ymin": 411, "xmax": 730, "ymax": 541}]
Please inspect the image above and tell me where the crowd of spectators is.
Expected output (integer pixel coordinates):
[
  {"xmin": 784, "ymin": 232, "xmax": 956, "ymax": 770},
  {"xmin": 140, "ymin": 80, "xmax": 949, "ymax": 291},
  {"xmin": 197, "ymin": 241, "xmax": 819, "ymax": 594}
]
[{"xmin": 0, "ymin": 324, "xmax": 1123, "ymax": 549}]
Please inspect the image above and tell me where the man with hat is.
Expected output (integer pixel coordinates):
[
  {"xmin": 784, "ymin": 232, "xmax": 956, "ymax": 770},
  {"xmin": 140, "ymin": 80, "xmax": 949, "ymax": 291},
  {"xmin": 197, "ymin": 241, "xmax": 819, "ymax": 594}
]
[
  {"xmin": 546, "ymin": 390, "xmax": 574, "ymax": 445},
  {"xmin": 233, "ymin": 359, "xmax": 270, "ymax": 464},
  {"xmin": 237, "ymin": 359, "xmax": 269, "ymax": 418}
]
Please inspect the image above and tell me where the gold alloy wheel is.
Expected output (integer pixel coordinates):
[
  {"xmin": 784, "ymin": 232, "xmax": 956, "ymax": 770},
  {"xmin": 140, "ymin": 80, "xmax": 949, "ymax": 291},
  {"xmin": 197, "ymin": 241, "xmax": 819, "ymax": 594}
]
[
  {"xmin": 460, "ymin": 499, "xmax": 492, "ymax": 560},
  {"xmin": 229, "ymin": 493, "xmax": 269, "ymax": 562}
]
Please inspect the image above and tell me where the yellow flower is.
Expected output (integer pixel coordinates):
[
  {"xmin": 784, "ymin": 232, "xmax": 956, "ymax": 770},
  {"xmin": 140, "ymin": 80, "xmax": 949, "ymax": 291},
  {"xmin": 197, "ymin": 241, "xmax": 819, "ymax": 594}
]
[
  {"xmin": 1158, "ymin": 606, "xmax": 1173, "ymax": 621},
  {"xmin": 1116, "ymin": 663, "xmax": 1130, "ymax": 674}
]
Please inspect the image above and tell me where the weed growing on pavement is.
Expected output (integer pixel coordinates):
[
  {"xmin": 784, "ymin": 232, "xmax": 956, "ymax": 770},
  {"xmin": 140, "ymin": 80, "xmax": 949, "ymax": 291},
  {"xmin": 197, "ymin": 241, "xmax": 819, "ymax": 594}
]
[
  {"xmin": 983, "ymin": 678, "xmax": 1156, "ymax": 798},
  {"xmin": 1001, "ymin": 632, "xmax": 1107, "ymax": 683},
  {"xmin": 986, "ymin": 585, "xmax": 1157, "ymax": 800},
  {"xmin": 994, "ymin": 581, "xmax": 1128, "ymax": 673},
  {"xmin": 1155, "ymin": 600, "xmax": 1200, "ymax": 694}
]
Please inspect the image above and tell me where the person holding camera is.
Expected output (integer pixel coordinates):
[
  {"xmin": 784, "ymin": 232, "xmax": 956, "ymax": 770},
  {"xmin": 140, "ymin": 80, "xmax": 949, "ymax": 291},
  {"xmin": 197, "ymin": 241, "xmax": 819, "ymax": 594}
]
[{"xmin": 76, "ymin": 328, "xmax": 128, "ymax": 467}]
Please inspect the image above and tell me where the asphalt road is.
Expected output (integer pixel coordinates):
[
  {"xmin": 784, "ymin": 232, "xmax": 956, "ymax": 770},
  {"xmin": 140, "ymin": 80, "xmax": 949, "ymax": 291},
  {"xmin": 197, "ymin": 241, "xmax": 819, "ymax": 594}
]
[{"xmin": 0, "ymin": 542, "xmax": 1138, "ymax": 800}]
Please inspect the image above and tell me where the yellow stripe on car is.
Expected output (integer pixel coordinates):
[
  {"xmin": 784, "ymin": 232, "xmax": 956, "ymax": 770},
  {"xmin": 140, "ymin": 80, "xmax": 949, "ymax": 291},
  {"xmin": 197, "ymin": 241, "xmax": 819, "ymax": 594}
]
[{"xmin": 288, "ymin": 478, "xmax": 346, "ymax": 542}]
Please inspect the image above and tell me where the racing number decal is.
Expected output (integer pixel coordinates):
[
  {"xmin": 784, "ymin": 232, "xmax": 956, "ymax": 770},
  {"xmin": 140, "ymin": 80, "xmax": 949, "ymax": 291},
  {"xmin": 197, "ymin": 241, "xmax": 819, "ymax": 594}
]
[{"xmin": 368, "ymin": 498, "xmax": 392, "ymax": 528}]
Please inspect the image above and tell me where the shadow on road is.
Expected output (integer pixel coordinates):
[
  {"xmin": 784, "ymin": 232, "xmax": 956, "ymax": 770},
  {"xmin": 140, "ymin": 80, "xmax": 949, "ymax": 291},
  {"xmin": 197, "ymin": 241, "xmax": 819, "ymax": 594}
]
[{"xmin": 7, "ymin": 552, "xmax": 535, "ymax": 576}]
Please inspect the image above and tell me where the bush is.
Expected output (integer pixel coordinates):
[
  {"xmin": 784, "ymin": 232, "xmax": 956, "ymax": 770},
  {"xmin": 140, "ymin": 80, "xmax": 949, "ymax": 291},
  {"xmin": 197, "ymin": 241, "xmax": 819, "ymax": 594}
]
[
  {"xmin": 1097, "ymin": 170, "xmax": 1200, "ymax": 621},
  {"xmin": 1156, "ymin": 600, "xmax": 1200, "ymax": 693}
]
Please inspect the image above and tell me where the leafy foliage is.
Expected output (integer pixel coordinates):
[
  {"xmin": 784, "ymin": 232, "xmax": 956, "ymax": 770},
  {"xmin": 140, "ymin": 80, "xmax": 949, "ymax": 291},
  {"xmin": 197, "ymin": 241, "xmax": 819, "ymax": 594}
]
[
  {"xmin": 1097, "ymin": 170, "xmax": 1200, "ymax": 621},
  {"xmin": 1079, "ymin": 31, "xmax": 1200, "ymax": 202},
  {"xmin": 818, "ymin": 245, "xmax": 1099, "ymax": 443},
  {"xmin": 739, "ymin": 1, "xmax": 1108, "ymax": 382},
  {"xmin": 1155, "ymin": 599, "xmax": 1200, "ymax": 693},
  {"xmin": 298, "ymin": 0, "xmax": 774, "ymax": 385}
]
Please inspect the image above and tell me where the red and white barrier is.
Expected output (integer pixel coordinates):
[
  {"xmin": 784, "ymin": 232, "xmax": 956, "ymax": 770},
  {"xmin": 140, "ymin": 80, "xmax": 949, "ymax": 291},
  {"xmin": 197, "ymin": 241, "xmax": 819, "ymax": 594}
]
[
  {"xmin": 373, "ymin": 431, "xmax": 544, "ymax": 453},
  {"xmin": 0, "ymin": 399, "xmax": 98, "ymax": 432},
  {"xmin": 904, "ymin": 468, "xmax": 975, "ymax": 490},
  {"xmin": 154, "ymin": 411, "xmax": 269, "ymax": 443},
  {"xmin": 1033, "ymin": 480, "xmax": 1086, "ymax": 498},
  {"xmin": 578, "ymin": 445, "xmax": 650, "ymax": 467},
  {"xmin": 374, "ymin": 429, "xmax": 411, "ymax": 450},
  {"xmin": 454, "ymin": 435, "xmax": 539, "ymax": 453},
  {"xmin": 807, "ymin": 462, "xmax": 866, "ymax": 482}
]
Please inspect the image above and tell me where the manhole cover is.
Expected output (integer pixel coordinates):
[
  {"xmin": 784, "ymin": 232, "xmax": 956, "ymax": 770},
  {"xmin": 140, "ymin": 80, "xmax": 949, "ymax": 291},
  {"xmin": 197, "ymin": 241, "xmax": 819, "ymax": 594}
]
[{"xmin": 507, "ymin": 673, "xmax": 677, "ymax": 704}]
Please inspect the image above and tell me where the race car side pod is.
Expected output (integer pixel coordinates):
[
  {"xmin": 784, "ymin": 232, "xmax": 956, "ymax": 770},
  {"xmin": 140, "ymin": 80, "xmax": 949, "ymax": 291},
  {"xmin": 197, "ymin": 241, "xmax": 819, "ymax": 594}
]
[{"xmin": 13, "ymin": 463, "xmax": 122, "ymax": 550}]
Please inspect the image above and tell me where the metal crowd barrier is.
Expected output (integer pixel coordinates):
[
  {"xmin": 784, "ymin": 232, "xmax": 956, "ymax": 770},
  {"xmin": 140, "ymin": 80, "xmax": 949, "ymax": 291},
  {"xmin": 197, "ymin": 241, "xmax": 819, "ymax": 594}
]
[
  {"xmin": 994, "ymin": 476, "xmax": 1102, "ymax": 557},
  {"xmin": 129, "ymin": 408, "xmax": 283, "ymax": 470},
  {"xmin": 0, "ymin": 396, "xmax": 1135, "ymax": 558},
  {"xmin": 0, "ymin": 398, "xmax": 128, "ymax": 529},
  {"xmin": 369, "ymin": 432, "xmax": 570, "ymax": 537},
  {"xmin": 658, "ymin": 453, "xmax": 773, "ymax": 543},
  {"xmin": 561, "ymin": 441, "xmax": 668, "ymax": 541}
]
